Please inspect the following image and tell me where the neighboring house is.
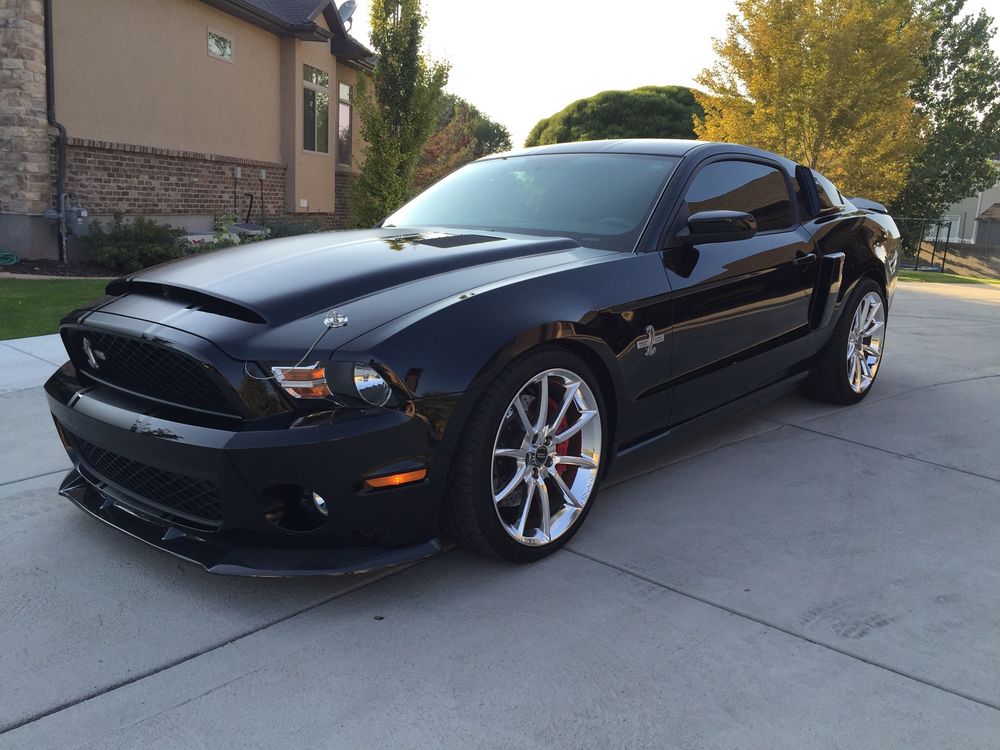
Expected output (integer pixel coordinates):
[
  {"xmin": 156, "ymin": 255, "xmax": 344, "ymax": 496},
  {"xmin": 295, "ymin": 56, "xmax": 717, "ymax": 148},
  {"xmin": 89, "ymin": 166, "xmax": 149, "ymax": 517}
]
[
  {"xmin": 937, "ymin": 158, "xmax": 1000, "ymax": 244},
  {"xmin": 0, "ymin": 0, "xmax": 372, "ymax": 260},
  {"xmin": 974, "ymin": 202, "xmax": 1000, "ymax": 249}
]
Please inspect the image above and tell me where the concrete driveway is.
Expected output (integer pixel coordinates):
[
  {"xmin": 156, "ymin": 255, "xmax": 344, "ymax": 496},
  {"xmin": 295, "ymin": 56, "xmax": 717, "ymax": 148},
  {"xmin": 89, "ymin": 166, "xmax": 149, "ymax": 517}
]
[{"xmin": 0, "ymin": 281, "xmax": 998, "ymax": 749}]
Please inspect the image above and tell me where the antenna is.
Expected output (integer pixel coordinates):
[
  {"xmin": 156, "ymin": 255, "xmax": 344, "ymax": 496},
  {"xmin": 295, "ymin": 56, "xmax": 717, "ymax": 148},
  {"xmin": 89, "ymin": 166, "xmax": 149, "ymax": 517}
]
[{"xmin": 338, "ymin": 0, "xmax": 357, "ymax": 30}]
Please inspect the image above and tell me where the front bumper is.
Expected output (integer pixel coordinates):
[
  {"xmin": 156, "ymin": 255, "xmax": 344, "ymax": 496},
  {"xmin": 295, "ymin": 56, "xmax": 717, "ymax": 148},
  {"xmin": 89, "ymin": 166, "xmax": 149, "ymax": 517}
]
[
  {"xmin": 46, "ymin": 362, "xmax": 456, "ymax": 576},
  {"xmin": 58, "ymin": 469, "xmax": 442, "ymax": 576}
]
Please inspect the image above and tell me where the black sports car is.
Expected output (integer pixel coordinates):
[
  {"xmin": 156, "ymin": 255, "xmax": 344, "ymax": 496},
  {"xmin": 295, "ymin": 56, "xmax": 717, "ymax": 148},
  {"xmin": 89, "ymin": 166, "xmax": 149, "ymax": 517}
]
[{"xmin": 46, "ymin": 139, "xmax": 898, "ymax": 575}]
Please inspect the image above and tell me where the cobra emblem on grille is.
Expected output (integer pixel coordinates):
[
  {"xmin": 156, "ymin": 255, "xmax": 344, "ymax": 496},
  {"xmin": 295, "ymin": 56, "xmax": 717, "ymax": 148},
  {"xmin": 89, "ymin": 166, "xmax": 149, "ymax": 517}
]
[{"xmin": 81, "ymin": 336, "xmax": 107, "ymax": 369}]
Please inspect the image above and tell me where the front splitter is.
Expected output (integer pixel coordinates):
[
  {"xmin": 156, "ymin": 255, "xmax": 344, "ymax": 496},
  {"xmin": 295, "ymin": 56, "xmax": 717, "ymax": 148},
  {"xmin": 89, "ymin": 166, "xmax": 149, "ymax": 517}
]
[{"xmin": 59, "ymin": 469, "xmax": 444, "ymax": 577}]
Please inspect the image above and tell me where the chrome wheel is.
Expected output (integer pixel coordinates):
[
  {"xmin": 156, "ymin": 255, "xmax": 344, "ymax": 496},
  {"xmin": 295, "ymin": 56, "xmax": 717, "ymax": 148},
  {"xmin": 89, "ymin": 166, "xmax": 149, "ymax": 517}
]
[
  {"xmin": 846, "ymin": 291, "xmax": 885, "ymax": 394},
  {"xmin": 491, "ymin": 368, "xmax": 603, "ymax": 546}
]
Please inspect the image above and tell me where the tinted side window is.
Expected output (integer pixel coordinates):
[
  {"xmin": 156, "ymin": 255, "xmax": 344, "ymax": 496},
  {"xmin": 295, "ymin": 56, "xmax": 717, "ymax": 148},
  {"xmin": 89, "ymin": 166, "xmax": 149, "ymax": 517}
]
[
  {"xmin": 791, "ymin": 176, "xmax": 810, "ymax": 219},
  {"xmin": 685, "ymin": 161, "xmax": 794, "ymax": 232},
  {"xmin": 812, "ymin": 169, "xmax": 845, "ymax": 213}
]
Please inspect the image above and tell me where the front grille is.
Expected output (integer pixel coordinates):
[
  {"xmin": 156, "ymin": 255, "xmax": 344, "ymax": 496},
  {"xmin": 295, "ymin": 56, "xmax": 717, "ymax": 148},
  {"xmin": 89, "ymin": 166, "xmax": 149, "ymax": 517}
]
[
  {"xmin": 69, "ymin": 431, "xmax": 223, "ymax": 526},
  {"xmin": 67, "ymin": 330, "xmax": 240, "ymax": 417}
]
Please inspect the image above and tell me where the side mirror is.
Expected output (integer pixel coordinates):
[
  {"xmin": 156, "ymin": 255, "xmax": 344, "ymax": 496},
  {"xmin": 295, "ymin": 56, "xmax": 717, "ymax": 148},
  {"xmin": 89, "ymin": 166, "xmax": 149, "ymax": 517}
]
[{"xmin": 681, "ymin": 210, "xmax": 757, "ymax": 244}]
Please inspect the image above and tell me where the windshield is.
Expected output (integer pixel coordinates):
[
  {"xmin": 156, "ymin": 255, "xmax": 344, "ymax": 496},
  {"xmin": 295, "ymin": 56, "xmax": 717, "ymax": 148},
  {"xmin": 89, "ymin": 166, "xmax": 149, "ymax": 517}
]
[{"xmin": 384, "ymin": 153, "xmax": 680, "ymax": 252}]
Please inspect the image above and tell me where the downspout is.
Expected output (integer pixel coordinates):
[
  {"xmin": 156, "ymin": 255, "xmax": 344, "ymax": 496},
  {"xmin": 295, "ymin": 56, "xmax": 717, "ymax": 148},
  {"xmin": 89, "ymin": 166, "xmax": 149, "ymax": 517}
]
[{"xmin": 43, "ymin": 0, "xmax": 68, "ymax": 264}]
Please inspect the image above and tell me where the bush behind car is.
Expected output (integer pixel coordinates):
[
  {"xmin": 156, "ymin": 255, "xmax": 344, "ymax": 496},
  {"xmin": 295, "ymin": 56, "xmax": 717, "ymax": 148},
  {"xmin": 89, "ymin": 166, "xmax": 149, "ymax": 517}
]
[{"xmin": 84, "ymin": 212, "xmax": 323, "ymax": 274}]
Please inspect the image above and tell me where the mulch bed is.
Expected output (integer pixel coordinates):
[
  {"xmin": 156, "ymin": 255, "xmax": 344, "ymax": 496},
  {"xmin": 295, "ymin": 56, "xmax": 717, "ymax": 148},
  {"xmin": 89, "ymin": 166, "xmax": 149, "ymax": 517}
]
[{"xmin": 1, "ymin": 259, "xmax": 111, "ymax": 278}]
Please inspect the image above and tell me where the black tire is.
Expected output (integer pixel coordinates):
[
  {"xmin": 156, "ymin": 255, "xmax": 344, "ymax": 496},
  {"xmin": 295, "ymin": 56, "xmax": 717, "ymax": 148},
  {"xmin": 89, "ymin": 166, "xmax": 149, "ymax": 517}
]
[
  {"xmin": 445, "ymin": 346, "xmax": 608, "ymax": 563},
  {"xmin": 804, "ymin": 277, "xmax": 887, "ymax": 404}
]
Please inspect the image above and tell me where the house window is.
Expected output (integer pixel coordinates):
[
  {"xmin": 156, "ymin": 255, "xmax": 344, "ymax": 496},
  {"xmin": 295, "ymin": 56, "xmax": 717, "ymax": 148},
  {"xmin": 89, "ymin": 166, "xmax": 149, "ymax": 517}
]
[
  {"xmin": 303, "ymin": 64, "xmax": 330, "ymax": 153},
  {"xmin": 338, "ymin": 83, "xmax": 353, "ymax": 167},
  {"xmin": 207, "ymin": 30, "xmax": 233, "ymax": 62}
]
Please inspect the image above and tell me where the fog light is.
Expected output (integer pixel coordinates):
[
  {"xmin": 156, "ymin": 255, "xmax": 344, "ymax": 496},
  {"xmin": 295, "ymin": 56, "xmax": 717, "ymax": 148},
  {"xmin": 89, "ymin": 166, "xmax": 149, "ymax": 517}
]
[{"xmin": 310, "ymin": 491, "xmax": 329, "ymax": 516}]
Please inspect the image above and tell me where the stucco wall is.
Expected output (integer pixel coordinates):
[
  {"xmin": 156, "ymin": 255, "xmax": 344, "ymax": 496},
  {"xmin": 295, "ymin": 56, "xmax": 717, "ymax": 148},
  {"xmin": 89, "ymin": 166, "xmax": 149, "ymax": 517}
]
[
  {"xmin": 7, "ymin": 0, "xmax": 366, "ymax": 258},
  {"xmin": 52, "ymin": 0, "xmax": 283, "ymax": 164},
  {"xmin": 291, "ymin": 33, "xmax": 338, "ymax": 213}
]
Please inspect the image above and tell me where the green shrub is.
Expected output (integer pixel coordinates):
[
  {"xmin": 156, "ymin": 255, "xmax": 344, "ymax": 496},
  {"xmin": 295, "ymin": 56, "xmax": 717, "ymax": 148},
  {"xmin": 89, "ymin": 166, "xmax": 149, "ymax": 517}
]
[
  {"xmin": 85, "ymin": 213, "xmax": 189, "ymax": 274},
  {"xmin": 85, "ymin": 212, "xmax": 326, "ymax": 275},
  {"xmin": 265, "ymin": 217, "xmax": 324, "ymax": 237}
]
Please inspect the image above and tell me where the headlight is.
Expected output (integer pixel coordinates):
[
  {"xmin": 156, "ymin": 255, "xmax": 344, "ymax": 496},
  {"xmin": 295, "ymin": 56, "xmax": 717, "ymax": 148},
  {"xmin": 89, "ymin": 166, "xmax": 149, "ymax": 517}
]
[
  {"xmin": 353, "ymin": 363, "xmax": 391, "ymax": 406},
  {"xmin": 271, "ymin": 363, "xmax": 330, "ymax": 399},
  {"xmin": 270, "ymin": 361, "xmax": 395, "ymax": 407}
]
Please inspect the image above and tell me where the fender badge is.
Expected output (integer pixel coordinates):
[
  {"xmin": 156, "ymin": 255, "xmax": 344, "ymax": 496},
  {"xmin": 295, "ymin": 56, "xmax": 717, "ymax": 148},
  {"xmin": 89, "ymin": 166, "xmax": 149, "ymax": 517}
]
[
  {"xmin": 324, "ymin": 310, "xmax": 349, "ymax": 328},
  {"xmin": 637, "ymin": 325, "xmax": 664, "ymax": 357}
]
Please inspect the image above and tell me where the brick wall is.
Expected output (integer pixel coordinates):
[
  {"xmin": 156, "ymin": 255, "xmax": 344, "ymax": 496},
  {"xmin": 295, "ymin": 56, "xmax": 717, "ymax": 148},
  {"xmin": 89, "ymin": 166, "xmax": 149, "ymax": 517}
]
[
  {"xmin": 334, "ymin": 169, "xmax": 355, "ymax": 227},
  {"xmin": 272, "ymin": 212, "xmax": 338, "ymax": 231},
  {"xmin": 61, "ymin": 138, "xmax": 360, "ymax": 230},
  {"xmin": 0, "ymin": 0, "xmax": 51, "ymax": 216},
  {"xmin": 61, "ymin": 138, "xmax": 287, "ymax": 219}
]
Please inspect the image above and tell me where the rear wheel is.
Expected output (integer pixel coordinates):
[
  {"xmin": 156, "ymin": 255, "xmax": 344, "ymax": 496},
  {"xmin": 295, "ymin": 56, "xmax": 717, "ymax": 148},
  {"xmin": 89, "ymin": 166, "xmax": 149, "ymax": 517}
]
[
  {"xmin": 446, "ymin": 348, "xmax": 606, "ymax": 562},
  {"xmin": 805, "ymin": 278, "xmax": 886, "ymax": 404}
]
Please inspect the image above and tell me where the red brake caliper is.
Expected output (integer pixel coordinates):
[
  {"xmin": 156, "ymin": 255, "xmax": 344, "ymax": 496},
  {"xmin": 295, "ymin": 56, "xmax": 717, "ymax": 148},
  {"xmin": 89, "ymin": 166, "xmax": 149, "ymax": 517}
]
[{"xmin": 549, "ymin": 396, "xmax": 572, "ymax": 476}]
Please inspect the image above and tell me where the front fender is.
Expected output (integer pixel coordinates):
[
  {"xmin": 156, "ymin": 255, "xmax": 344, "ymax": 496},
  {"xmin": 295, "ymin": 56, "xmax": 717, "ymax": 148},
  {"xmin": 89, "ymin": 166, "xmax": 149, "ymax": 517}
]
[{"xmin": 336, "ymin": 251, "xmax": 669, "ymax": 454}]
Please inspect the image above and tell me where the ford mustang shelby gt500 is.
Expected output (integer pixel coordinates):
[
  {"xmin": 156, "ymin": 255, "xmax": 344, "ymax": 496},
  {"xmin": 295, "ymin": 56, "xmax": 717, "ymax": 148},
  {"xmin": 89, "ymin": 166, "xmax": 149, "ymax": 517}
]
[{"xmin": 46, "ymin": 139, "xmax": 898, "ymax": 575}]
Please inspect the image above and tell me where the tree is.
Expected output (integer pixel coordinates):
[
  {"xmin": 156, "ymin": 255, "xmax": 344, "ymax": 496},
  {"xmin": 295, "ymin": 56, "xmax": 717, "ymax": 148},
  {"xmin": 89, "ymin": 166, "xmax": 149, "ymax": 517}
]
[
  {"xmin": 413, "ymin": 95, "xmax": 512, "ymax": 190},
  {"xmin": 414, "ymin": 105, "xmax": 478, "ymax": 190},
  {"xmin": 350, "ymin": 0, "xmax": 448, "ymax": 227},
  {"xmin": 694, "ymin": 0, "xmax": 930, "ymax": 204},
  {"xmin": 524, "ymin": 86, "xmax": 703, "ymax": 147},
  {"xmin": 434, "ymin": 94, "xmax": 512, "ymax": 158},
  {"xmin": 890, "ymin": 1, "xmax": 1000, "ymax": 222}
]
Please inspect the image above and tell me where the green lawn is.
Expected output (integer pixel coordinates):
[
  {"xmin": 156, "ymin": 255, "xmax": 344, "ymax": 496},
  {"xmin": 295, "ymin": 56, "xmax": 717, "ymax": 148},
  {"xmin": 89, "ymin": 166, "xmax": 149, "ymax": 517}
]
[
  {"xmin": 0, "ymin": 278, "xmax": 109, "ymax": 340},
  {"xmin": 898, "ymin": 270, "xmax": 1000, "ymax": 286}
]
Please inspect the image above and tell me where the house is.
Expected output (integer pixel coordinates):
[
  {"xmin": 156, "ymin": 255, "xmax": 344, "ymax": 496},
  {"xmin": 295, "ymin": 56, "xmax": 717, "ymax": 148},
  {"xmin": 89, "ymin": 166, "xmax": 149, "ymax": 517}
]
[
  {"xmin": 938, "ymin": 158, "xmax": 1000, "ymax": 244},
  {"xmin": 0, "ymin": 0, "xmax": 372, "ymax": 260},
  {"xmin": 974, "ymin": 202, "xmax": 1000, "ymax": 249}
]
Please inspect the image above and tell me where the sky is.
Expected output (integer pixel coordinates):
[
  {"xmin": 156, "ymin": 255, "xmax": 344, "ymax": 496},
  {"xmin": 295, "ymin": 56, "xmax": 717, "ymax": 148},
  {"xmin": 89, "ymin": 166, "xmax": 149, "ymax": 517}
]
[{"xmin": 347, "ymin": 0, "xmax": 1000, "ymax": 148}]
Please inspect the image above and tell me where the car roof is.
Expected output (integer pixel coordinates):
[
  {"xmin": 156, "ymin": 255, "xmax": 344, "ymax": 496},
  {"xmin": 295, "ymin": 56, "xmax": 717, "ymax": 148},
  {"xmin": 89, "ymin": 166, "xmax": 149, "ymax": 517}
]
[{"xmin": 483, "ymin": 139, "xmax": 799, "ymax": 171}]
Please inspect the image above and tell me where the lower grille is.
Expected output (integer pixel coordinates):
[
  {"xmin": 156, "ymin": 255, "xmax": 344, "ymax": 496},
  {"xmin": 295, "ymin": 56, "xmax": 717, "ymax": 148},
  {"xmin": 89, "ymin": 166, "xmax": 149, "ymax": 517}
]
[
  {"xmin": 68, "ymin": 431, "xmax": 223, "ymax": 527},
  {"xmin": 66, "ymin": 329, "xmax": 240, "ymax": 417}
]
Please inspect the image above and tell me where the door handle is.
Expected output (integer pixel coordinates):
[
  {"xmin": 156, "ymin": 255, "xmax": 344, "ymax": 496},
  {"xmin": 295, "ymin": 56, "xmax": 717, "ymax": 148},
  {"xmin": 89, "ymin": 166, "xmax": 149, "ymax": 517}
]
[{"xmin": 793, "ymin": 252, "xmax": 817, "ymax": 266}]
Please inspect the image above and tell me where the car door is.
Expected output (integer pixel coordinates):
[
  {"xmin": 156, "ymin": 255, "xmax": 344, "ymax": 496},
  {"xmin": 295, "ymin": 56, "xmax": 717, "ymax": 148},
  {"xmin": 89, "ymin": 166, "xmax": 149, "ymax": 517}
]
[{"xmin": 662, "ymin": 157, "xmax": 818, "ymax": 424}]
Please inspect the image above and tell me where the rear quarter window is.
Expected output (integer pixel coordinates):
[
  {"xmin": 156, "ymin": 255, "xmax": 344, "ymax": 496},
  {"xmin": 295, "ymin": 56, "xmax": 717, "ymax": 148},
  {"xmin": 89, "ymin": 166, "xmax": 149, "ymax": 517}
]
[{"xmin": 812, "ymin": 170, "xmax": 845, "ymax": 213}]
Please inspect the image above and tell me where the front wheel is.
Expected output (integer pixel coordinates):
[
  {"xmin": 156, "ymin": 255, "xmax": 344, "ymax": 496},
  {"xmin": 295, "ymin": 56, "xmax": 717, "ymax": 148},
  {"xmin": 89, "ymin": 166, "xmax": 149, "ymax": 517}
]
[
  {"xmin": 805, "ymin": 278, "xmax": 887, "ymax": 404},
  {"xmin": 446, "ymin": 348, "xmax": 606, "ymax": 563}
]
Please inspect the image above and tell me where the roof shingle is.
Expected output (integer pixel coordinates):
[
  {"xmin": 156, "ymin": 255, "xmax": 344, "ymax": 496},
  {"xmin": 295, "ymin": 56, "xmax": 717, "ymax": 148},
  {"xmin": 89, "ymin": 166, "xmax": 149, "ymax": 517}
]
[
  {"xmin": 976, "ymin": 202, "xmax": 1000, "ymax": 222},
  {"xmin": 201, "ymin": 0, "xmax": 372, "ymax": 61},
  {"xmin": 239, "ymin": 0, "xmax": 330, "ymax": 25}
]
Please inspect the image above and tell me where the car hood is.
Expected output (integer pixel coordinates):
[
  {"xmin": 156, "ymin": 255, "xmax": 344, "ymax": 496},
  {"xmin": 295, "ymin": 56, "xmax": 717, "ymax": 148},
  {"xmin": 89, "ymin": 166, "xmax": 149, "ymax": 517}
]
[
  {"xmin": 111, "ymin": 229, "xmax": 584, "ymax": 324},
  {"xmin": 92, "ymin": 228, "xmax": 612, "ymax": 361}
]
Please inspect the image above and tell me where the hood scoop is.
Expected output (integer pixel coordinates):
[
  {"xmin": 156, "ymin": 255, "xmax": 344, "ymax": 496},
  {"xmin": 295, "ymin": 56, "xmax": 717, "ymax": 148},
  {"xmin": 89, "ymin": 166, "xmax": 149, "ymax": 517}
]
[
  {"xmin": 414, "ymin": 233, "xmax": 503, "ymax": 249},
  {"xmin": 106, "ymin": 279, "xmax": 267, "ymax": 324}
]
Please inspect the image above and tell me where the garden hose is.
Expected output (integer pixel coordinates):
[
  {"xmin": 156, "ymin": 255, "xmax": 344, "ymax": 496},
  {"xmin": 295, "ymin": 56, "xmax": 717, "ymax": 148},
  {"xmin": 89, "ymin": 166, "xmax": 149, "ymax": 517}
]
[{"xmin": 0, "ymin": 248, "xmax": 19, "ymax": 266}]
